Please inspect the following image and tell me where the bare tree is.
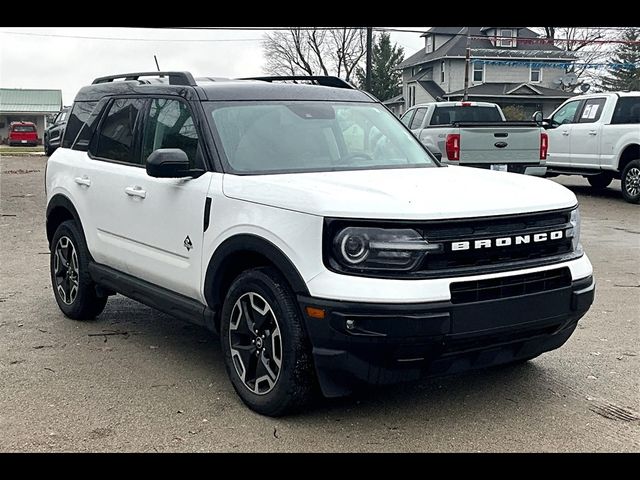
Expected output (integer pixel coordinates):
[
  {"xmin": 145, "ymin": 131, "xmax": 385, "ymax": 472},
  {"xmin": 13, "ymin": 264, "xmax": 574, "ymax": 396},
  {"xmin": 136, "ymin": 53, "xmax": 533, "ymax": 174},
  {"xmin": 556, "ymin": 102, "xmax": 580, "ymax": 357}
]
[
  {"xmin": 535, "ymin": 27, "xmax": 615, "ymax": 90},
  {"xmin": 263, "ymin": 28, "xmax": 366, "ymax": 81}
]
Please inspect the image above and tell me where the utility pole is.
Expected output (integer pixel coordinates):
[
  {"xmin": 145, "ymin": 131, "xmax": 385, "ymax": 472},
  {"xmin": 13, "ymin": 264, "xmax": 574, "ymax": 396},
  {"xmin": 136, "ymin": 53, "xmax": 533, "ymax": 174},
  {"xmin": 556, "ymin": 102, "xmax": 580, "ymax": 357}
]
[
  {"xmin": 463, "ymin": 27, "xmax": 471, "ymax": 101},
  {"xmin": 365, "ymin": 27, "xmax": 373, "ymax": 92}
]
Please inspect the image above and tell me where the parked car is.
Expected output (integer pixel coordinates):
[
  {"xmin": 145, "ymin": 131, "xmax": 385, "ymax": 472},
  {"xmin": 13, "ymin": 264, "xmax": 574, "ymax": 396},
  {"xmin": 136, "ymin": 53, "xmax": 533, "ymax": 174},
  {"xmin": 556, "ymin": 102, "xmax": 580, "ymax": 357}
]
[
  {"xmin": 8, "ymin": 121, "xmax": 38, "ymax": 146},
  {"xmin": 542, "ymin": 92, "xmax": 640, "ymax": 204},
  {"xmin": 44, "ymin": 106, "xmax": 71, "ymax": 156},
  {"xmin": 46, "ymin": 72, "xmax": 593, "ymax": 416},
  {"xmin": 400, "ymin": 101, "xmax": 547, "ymax": 175}
]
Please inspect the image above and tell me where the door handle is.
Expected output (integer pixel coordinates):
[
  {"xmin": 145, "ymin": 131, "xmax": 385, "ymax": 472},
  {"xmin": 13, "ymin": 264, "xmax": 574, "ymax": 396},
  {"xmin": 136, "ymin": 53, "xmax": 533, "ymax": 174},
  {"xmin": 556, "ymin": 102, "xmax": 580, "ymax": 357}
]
[
  {"xmin": 562, "ymin": 131, "xmax": 570, "ymax": 136},
  {"xmin": 74, "ymin": 176, "xmax": 91, "ymax": 187},
  {"xmin": 124, "ymin": 186, "xmax": 146, "ymax": 198},
  {"xmin": 589, "ymin": 130, "xmax": 597, "ymax": 136}
]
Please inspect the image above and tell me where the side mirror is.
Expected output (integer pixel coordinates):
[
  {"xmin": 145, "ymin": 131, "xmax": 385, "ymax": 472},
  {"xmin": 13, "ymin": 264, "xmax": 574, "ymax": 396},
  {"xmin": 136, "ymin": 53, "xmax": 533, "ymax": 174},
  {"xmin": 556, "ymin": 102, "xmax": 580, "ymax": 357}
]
[
  {"xmin": 532, "ymin": 111, "xmax": 543, "ymax": 124},
  {"xmin": 146, "ymin": 149, "xmax": 202, "ymax": 178}
]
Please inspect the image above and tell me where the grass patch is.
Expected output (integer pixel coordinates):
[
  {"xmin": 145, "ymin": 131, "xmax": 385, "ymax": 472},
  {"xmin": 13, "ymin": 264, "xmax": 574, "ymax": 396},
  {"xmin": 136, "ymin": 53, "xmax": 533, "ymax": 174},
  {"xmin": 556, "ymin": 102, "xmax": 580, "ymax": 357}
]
[{"xmin": 0, "ymin": 146, "xmax": 44, "ymax": 154}]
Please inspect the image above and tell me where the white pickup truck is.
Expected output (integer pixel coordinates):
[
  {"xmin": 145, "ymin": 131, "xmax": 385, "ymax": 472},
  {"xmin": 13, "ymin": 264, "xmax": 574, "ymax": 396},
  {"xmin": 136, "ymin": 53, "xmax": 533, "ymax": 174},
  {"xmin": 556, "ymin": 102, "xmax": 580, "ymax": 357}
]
[
  {"xmin": 401, "ymin": 101, "xmax": 547, "ymax": 176},
  {"xmin": 543, "ymin": 91, "xmax": 640, "ymax": 204}
]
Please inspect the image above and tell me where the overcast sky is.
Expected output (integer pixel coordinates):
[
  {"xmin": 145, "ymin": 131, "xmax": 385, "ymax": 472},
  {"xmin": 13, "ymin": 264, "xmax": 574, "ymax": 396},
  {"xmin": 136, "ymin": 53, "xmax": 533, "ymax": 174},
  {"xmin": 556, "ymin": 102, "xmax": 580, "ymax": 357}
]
[{"xmin": 0, "ymin": 27, "xmax": 425, "ymax": 105}]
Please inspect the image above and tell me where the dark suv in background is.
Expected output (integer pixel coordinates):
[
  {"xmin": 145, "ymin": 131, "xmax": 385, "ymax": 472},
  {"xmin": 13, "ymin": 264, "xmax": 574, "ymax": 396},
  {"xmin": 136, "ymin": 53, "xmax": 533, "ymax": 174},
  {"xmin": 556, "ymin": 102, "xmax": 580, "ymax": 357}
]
[{"xmin": 44, "ymin": 106, "xmax": 70, "ymax": 155}]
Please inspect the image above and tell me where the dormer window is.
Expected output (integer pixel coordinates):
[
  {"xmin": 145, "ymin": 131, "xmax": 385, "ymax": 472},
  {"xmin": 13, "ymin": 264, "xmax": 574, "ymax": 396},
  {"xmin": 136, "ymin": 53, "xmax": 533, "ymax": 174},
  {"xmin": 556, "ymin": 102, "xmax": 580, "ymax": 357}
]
[
  {"xmin": 425, "ymin": 35, "xmax": 434, "ymax": 53},
  {"xmin": 498, "ymin": 29, "xmax": 516, "ymax": 48}
]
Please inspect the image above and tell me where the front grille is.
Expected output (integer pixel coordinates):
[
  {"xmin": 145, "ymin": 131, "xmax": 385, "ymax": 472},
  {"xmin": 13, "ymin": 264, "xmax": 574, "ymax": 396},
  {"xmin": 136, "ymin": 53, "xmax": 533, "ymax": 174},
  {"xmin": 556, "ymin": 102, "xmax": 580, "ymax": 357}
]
[
  {"xmin": 418, "ymin": 208, "xmax": 575, "ymax": 275},
  {"xmin": 450, "ymin": 267, "xmax": 571, "ymax": 304}
]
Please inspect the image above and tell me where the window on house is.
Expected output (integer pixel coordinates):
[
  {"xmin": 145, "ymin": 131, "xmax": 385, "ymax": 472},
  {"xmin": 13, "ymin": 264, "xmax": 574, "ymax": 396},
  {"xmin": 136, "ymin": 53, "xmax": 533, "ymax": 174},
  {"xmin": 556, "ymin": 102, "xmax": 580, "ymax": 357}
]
[
  {"xmin": 441, "ymin": 61, "xmax": 445, "ymax": 83},
  {"xmin": 499, "ymin": 29, "xmax": 515, "ymax": 48},
  {"xmin": 530, "ymin": 66, "xmax": 541, "ymax": 83},
  {"xmin": 410, "ymin": 85, "xmax": 416, "ymax": 106},
  {"xmin": 426, "ymin": 35, "xmax": 433, "ymax": 53},
  {"xmin": 473, "ymin": 62, "xmax": 484, "ymax": 83}
]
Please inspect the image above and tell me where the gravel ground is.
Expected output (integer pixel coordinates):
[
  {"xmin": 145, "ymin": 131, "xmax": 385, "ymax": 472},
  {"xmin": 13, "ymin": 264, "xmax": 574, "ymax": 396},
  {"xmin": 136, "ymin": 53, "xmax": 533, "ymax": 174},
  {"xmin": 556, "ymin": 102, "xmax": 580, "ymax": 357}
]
[{"xmin": 1, "ymin": 155, "xmax": 638, "ymax": 452}]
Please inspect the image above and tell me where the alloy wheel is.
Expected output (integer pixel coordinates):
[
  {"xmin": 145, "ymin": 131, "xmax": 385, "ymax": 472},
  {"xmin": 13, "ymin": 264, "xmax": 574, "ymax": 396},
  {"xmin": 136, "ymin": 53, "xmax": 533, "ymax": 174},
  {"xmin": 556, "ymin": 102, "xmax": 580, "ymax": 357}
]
[
  {"xmin": 53, "ymin": 236, "xmax": 79, "ymax": 305},
  {"xmin": 229, "ymin": 292, "xmax": 283, "ymax": 395},
  {"xmin": 625, "ymin": 167, "xmax": 640, "ymax": 197}
]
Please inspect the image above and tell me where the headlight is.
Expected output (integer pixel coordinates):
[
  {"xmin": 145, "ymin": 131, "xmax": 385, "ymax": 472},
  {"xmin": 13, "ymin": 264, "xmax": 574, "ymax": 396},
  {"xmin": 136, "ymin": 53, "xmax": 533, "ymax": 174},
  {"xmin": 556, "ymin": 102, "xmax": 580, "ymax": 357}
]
[
  {"xmin": 332, "ymin": 227, "xmax": 442, "ymax": 272},
  {"xmin": 566, "ymin": 207, "xmax": 582, "ymax": 253}
]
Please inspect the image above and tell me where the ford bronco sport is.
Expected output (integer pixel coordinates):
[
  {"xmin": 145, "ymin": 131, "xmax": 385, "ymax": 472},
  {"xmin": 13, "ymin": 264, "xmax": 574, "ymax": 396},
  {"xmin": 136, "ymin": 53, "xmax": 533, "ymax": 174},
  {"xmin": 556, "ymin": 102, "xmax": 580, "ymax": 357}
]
[{"xmin": 45, "ymin": 72, "xmax": 595, "ymax": 416}]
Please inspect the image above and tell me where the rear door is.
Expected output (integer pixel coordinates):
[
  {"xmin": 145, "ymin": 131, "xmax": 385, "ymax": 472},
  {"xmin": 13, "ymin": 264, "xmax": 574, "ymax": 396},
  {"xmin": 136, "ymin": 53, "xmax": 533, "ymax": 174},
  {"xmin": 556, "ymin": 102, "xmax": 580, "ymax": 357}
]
[
  {"xmin": 110, "ymin": 97, "xmax": 213, "ymax": 301},
  {"xmin": 570, "ymin": 97, "xmax": 606, "ymax": 168},
  {"xmin": 545, "ymin": 99, "xmax": 583, "ymax": 167}
]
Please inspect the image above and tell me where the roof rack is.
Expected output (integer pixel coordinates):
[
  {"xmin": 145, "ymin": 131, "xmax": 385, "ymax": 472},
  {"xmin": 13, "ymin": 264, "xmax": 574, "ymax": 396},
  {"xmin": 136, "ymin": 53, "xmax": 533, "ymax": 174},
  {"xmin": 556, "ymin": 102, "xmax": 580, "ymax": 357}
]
[
  {"xmin": 239, "ymin": 75, "xmax": 354, "ymax": 90},
  {"xmin": 92, "ymin": 72, "xmax": 197, "ymax": 86}
]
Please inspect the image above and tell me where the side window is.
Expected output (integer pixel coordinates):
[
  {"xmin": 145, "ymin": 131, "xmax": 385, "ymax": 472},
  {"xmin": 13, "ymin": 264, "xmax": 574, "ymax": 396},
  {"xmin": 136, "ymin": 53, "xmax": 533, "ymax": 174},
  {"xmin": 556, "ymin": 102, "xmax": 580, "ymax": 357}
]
[
  {"xmin": 63, "ymin": 101, "xmax": 97, "ymax": 148},
  {"xmin": 93, "ymin": 98, "xmax": 145, "ymax": 164},
  {"xmin": 142, "ymin": 98, "xmax": 202, "ymax": 168},
  {"xmin": 409, "ymin": 108, "xmax": 427, "ymax": 129},
  {"xmin": 551, "ymin": 100, "xmax": 581, "ymax": 126},
  {"xmin": 578, "ymin": 98, "xmax": 606, "ymax": 123},
  {"xmin": 400, "ymin": 109, "xmax": 415, "ymax": 127},
  {"xmin": 611, "ymin": 97, "xmax": 640, "ymax": 124}
]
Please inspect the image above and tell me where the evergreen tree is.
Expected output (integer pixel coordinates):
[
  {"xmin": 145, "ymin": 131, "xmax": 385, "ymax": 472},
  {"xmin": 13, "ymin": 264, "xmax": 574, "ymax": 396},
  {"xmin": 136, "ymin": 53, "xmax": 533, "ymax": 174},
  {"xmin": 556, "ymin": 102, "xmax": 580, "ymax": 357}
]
[
  {"xmin": 356, "ymin": 33, "xmax": 404, "ymax": 101},
  {"xmin": 601, "ymin": 27, "xmax": 640, "ymax": 91}
]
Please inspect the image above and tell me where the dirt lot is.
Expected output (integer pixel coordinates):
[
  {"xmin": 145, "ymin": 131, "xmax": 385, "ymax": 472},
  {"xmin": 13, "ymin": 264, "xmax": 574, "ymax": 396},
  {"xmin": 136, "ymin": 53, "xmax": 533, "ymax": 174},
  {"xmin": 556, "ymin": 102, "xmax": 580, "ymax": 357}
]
[{"xmin": 1, "ymin": 155, "xmax": 638, "ymax": 452}]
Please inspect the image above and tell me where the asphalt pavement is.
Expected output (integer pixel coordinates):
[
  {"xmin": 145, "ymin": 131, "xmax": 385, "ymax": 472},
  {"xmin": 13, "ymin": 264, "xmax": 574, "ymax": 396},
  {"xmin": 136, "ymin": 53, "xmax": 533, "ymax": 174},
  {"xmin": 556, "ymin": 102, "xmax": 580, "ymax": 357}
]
[{"xmin": 1, "ymin": 155, "xmax": 638, "ymax": 452}]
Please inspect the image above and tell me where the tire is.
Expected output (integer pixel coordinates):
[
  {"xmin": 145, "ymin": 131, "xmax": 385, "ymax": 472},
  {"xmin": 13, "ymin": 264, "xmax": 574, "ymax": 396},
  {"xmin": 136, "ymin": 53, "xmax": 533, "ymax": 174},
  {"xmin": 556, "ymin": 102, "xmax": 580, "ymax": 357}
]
[
  {"xmin": 220, "ymin": 267, "xmax": 315, "ymax": 416},
  {"xmin": 621, "ymin": 159, "xmax": 640, "ymax": 204},
  {"xmin": 50, "ymin": 220, "xmax": 107, "ymax": 320},
  {"xmin": 587, "ymin": 172, "xmax": 613, "ymax": 190}
]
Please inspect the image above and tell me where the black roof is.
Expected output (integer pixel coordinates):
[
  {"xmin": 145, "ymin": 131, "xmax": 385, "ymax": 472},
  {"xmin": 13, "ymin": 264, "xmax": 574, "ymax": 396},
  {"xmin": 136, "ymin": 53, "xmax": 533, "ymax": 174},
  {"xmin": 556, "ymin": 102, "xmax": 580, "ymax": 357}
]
[
  {"xmin": 400, "ymin": 27, "xmax": 572, "ymax": 69},
  {"xmin": 75, "ymin": 73, "xmax": 374, "ymax": 103},
  {"xmin": 418, "ymin": 80, "xmax": 446, "ymax": 100}
]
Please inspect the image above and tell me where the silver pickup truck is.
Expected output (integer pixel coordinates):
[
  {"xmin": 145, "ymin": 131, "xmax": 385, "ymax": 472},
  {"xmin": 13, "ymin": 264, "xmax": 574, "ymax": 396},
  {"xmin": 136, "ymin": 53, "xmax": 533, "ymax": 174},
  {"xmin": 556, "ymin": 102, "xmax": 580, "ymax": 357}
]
[{"xmin": 401, "ymin": 101, "xmax": 547, "ymax": 175}]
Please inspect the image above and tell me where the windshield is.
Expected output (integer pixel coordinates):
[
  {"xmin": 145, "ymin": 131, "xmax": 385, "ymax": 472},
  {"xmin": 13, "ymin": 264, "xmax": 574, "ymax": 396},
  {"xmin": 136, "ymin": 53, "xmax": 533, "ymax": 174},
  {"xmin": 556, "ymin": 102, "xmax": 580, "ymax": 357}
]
[
  {"xmin": 206, "ymin": 101, "xmax": 437, "ymax": 174},
  {"xmin": 430, "ymin": 106, "xmax": 503, "ymax": 125}
]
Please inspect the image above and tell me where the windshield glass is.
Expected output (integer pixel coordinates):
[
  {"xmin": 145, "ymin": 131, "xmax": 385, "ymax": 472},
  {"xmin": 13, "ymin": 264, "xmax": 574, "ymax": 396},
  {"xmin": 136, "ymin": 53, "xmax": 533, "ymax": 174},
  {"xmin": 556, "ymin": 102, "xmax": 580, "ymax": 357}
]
[{"xmin": 206, "ymin": 101, "xmax": 437, "ymax": 174}]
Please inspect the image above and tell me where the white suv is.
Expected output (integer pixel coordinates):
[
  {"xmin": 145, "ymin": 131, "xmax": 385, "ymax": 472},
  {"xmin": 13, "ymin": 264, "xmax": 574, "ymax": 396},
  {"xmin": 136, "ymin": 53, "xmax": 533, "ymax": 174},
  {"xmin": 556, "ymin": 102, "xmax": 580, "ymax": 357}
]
[{"xmin": 45, "ymin": 72, "xmax": 595, "ymax": 416}]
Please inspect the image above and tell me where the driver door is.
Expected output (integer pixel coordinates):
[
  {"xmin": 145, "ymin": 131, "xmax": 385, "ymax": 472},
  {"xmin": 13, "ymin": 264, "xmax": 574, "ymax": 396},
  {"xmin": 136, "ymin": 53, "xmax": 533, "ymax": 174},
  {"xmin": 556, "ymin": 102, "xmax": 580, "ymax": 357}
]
[{"xmin": 545, "ymin": 99, "xmax": 583, "ymax": 167}]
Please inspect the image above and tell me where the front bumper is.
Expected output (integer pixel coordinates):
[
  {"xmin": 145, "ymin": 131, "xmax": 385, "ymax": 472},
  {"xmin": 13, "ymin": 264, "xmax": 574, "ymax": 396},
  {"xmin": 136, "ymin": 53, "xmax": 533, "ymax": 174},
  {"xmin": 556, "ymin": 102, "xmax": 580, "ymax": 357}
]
[{"xmin": 300, "ymin": 275, "xmax": 594, "ymax": 397}]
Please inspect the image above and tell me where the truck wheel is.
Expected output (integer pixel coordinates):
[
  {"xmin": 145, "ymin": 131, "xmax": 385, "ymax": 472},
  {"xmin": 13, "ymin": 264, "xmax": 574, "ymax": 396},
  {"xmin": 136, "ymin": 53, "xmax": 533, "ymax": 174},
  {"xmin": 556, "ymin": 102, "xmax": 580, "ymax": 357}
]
[
  {"xmin": 220, "ymin": 267, "xmax": 315, "ymax": 416},
  {"xmin": 50, "ymin": 220, "xmax": 107, "ymax": 319},
  {"xmin": 587, "ymin": 173, "xmax": 613, "ymax": 190},
  {"xmin": 621, "ymin": 159, "xmax": 640, "ymax": 204}
]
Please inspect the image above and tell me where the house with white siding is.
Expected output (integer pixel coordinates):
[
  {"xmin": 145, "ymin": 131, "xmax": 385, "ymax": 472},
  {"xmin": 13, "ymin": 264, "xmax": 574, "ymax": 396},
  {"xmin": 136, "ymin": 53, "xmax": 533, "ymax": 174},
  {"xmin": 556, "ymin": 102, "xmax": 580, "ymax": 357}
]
[{"xmin": 398, "ymin": 27, "xmax": 576, "ymax": 118}]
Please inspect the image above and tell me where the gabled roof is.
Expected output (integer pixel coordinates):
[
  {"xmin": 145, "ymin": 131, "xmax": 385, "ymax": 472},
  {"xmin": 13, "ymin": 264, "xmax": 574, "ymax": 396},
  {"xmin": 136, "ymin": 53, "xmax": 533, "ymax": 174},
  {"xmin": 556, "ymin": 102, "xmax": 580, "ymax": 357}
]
[
  {"xmin": 400, "ymin": 26, "xmax": 573, "ymax": 70},
  {"xmin": 383, "ymin": 94, "xmax": 404, "ymax": 105},
  {"xmin": 445, "ymin": 82, "xmax": 575, "ymax": 99},
  {"xmin": 418, "ymin": 80, "xmax": 446, "ymax": 100},
  {"xmin": 0, "ymin": 88, "xmax": 62, "ymax": 113}
]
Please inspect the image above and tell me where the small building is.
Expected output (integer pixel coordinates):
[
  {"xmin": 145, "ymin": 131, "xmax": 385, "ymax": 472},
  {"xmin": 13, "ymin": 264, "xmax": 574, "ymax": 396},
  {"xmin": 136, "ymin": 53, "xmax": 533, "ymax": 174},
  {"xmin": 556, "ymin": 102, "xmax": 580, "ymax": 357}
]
[
  {"xmin": 0, "ymin": 88, "xmax": 63, "ymax": 144},
  {"xmin": 382, "ymin": 94, "xmax": 405, "ymax": 117},
  {"xmin": 399, "ymin": 27, "xmax": 576, "ymax": 117}
]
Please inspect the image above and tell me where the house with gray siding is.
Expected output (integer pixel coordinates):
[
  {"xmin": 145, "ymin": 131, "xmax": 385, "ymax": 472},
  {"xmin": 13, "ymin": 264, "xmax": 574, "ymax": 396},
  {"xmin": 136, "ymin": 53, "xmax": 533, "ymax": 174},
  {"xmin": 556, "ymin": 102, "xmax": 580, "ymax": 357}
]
[{"xmin": 398, "ymin": 27, "xmax": 576, "ymax": 118}]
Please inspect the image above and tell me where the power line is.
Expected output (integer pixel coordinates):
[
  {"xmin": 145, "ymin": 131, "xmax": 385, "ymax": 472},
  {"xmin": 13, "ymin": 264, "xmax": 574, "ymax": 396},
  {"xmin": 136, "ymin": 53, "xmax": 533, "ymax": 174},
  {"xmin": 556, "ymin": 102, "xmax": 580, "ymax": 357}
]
[{"xmin": 0, "ymin": 30, "xmax": 263, "ymax": 42}]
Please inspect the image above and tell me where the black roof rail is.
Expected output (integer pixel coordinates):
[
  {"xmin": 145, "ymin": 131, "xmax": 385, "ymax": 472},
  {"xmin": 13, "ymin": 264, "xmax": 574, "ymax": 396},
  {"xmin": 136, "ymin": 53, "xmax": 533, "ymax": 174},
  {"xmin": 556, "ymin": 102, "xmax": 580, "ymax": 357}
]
[
  {"xmin": 239, "ymin": 75, "xmax": 355, "ymax": 90},
  {"xmin": 92, "ymin": 71, "xmax": 197, "ymax": 86}
]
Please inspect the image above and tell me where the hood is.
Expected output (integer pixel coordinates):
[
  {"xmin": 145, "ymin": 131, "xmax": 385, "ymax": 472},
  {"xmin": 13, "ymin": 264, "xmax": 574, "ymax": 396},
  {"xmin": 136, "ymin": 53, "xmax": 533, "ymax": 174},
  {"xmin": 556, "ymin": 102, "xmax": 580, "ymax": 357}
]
[{"xmin": 222, "ymin": 166, "xmax": 577, "ymax": 220}]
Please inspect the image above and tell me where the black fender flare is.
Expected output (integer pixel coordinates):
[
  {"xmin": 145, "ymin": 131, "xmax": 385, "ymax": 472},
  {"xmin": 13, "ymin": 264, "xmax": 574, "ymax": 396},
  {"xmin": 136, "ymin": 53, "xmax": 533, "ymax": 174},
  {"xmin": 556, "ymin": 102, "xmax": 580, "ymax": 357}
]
[
  {"xmin": 203, "ymin": 234, "xmax": 310, "ymax": 309},
  {"xmin": 46, "ymin": 194, "xmax": 84, "ymax": 246}
]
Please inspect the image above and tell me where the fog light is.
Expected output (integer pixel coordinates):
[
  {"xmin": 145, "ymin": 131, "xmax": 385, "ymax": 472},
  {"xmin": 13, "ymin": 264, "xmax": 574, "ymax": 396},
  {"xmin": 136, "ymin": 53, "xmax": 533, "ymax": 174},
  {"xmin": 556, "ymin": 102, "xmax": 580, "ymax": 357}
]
[{"xmin": 345, "ymin": 319, "xmax": 356, "ymax": 330}]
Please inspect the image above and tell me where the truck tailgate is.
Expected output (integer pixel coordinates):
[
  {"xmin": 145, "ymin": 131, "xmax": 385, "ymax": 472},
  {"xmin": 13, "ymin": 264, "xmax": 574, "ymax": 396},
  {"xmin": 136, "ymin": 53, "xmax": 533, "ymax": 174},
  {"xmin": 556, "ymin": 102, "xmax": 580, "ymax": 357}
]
[{"xmin": 458, "ymin": 126, "xmax": 541, "ymax": 164}]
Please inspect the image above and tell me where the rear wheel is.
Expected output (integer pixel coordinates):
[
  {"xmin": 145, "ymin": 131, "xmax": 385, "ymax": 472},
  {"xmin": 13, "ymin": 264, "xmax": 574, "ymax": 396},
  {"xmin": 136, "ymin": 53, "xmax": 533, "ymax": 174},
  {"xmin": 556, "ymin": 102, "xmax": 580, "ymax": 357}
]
[
  {"xmin": 50, "ymin": 220, "xmax": 107, "ymax": 320},
  {"xmin": 220, "ymin": 267, "xmax": 315, "ymax": 416},
  {"xmin": 587, "ymin": 172, "xmax": 613, "ymax": 190},
  {"xmin": 621, "ymin": 159, "xmax": 640, "ymax": 204}
]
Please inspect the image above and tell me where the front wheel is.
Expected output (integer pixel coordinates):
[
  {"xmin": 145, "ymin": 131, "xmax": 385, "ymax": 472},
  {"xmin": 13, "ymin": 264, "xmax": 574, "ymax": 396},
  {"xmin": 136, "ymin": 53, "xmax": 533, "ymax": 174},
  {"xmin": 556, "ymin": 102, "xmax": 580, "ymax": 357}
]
[
  {"xmin": 621, "ymin": 160, "xmax": 640, "ymax": 204},
  {"xmin": 587, "ymin": 172, "xmax": 613, "ymax": 190},
  {"xmin": 220, "ymin": 267, "xmax": 315, "ymax": 416}
]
